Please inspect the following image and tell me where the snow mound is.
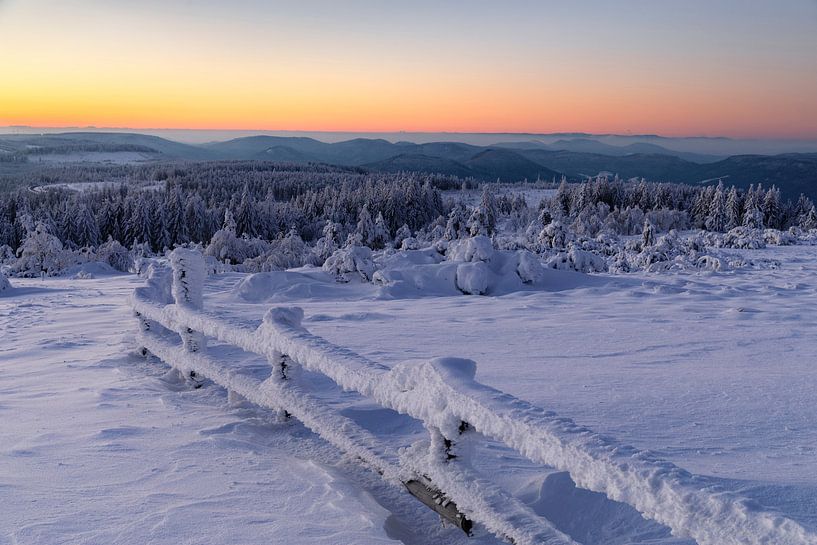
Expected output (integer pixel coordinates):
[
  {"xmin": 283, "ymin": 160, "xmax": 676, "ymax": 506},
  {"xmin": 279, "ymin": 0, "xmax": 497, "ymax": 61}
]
[
  {"xmin": 527, "ymin": 472, "xmax": 680, "ymax": 545},
  {"xmin": 456, "ymin": 261, "xmax": 490, "ymax": 295},
  {"xmin": 372, "ymin": 262, "xmax": 462, "ymax": 297},
  {"xmin": 374, "ymin": 245, "xmax": 604, "ymax": 297},
  {"xmin": 234, "ymin": 269, "xmax": 374, "ymax": 303}
]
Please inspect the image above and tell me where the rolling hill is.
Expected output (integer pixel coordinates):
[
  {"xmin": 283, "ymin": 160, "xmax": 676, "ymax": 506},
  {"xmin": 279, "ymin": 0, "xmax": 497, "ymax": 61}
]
[{"xmin": 3, "ymin": 131, "xmax": 816, "ymax": 200}]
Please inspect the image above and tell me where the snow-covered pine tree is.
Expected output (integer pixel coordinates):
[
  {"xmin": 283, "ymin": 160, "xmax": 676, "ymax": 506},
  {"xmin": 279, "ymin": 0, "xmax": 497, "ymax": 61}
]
[
  {"xmin": 371, "ymin": 211, "xmax": 390, "ymax": 250},
  {"xmin": 235, "ymin": 183, "xmax": 259, "ymax": 237},
  {"xmin": 762, "ymin": 186, "xmax": 781, "ymax": 230},
  {"xmin": 691, "ymin": 187, "xmax": 712, "ymax": 229},
  {"xmin": 150, "ymin": 199, "xmax": 170, "ymax": 252},
  {"xmin": 705, "ymin": 182, "xmax": 727, "ymax": 232},
  {"xmin": 553, "ymin": 178, "xmax": 571, "ymax": 216},
  {"xmin": 725, "ymin": 186, "xmax": 742, "ymax": 230},
  {"xmin": 444, "ymin": 204, "xmax": 468, "ymax": 241},
  {"xmin": 743, "ymin": 205, "xmax": 764, "ymax": 229},
  {"xmin": 184, "ymin": 194, "xmax": 208, "ymax": 243},
  {"xmin": 467, "ymin": 188, "xmax": 498, "ymax": 237},
  {"xmin": 222, "ymin": 208, "xmax": 237, "ymax": 233},
  {"xmin": 71, "ymin": 203, "xmax": 100, "ymax": 248},
  {"xmin": 801, "ymin": 205, "xmax": 817, "ymax": 230},
  {"xmin": 126, "ymin": 194, "xmax": 153, "ymax": 248},
  {"xmin": 478, "ymin": 187, "xmax": 497, "ymax": 233},
  {"xmin": 314, "ymin": 221, "xmax": 341, "ymax": 261},
  {"xmin": 355, "ymin": 205, "xmax": 375, "ymax": 247},
  {"xmin": 394, "ymin": 224, "xmax": 412, "ymax": 248},
  {"xmin": 538, "ymin": 208, "xmax": 552, "ymax": 227},
  {"xmin": 642, "ymin": 217, "xmax": 656, "ymax": 247},
  {"xmin": 165, "ymin": 185, "xmax": 189, "ymax": 246},
  {"xmin": 794, "ymin": 194, "xmax": 814, "ymax": 224}
]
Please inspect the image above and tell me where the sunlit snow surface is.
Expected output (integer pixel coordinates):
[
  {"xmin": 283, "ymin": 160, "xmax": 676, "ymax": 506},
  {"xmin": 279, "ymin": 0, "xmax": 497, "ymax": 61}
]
[{"xmin": 2, "ymin": 244, "xmax": 817, "ymax": 544}]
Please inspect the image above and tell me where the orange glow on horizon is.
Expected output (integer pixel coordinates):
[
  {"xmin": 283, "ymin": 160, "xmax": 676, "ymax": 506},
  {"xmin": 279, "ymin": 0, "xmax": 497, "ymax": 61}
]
[{"xmin": 1, "ymin": 0, "xmax": 816, "ymax": 140}]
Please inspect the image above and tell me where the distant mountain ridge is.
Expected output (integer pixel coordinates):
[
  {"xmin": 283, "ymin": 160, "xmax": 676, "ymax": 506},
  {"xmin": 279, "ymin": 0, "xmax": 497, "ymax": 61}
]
[{"xmin": 2, "ymin": 131, "xmax": 817, "ymax": 200}]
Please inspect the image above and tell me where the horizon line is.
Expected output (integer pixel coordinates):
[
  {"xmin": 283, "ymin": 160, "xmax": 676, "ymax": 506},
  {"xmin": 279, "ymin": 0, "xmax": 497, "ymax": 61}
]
[{"xmin": 4, "ymin": 124, "xmax": 817, "ymax": 142}]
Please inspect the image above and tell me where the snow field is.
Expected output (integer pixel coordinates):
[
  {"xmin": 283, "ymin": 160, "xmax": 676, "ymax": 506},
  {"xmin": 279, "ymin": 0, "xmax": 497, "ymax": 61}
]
[
  {"xmin": 1, "ymin": 275, "xmax": 487, "ymax": 545},
  {"xmin": 3, "ymin": 240, "xmax": 817, "ymax": 545},
  {"xmin": 128, "ymin": 248, "xmax": 817, "ymax": 545}
]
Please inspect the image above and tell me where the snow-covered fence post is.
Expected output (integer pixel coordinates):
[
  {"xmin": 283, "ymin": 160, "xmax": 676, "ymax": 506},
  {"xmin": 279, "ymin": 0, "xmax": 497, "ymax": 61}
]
[
  {"xmin": 258, "ymin": 307, "xmax": 305, "ymax": 419},
  {"xmin": 134, "ymin": 262, "xmax": 172, "ymax": 357},
  {"xmin": 170, "ymin": 248, "xmax": 206, "ymax": 385},
  {"xmin": 429, "ymin": 421, "xmax": 472, "ymax": 463},
  {"xmin": 261, "ymin": 307, "xmax": 304, "ymax": 383},
  {"xmin": 133, "ymin": 309, "xmax": 152, "ymax": 357},
  {"xmin": 170, "ymin": 248, "xmax": 205, "ymax": 350}
]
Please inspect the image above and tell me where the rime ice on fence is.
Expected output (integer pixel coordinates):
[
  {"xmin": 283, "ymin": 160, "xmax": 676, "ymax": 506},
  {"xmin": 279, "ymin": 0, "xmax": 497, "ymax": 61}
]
[
  {"xmin": 170, "ymin": 248, "xmax": 206, "ymax": 354},
  {"xmin": 131, "ymin": 275, "xmax": 817, "ymax": 545},
  {"xmin": 170, "ymin": 248, "xmax": 205, "ymax": 309}
]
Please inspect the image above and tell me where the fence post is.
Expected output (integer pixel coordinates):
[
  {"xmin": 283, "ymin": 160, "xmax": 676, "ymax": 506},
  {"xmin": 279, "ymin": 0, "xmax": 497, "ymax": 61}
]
[
  {"xmin": 259, "ymin": 307, "xmax": 305, "ymax": 419},
  {"xmin": 170, "ymin": 248, "xmax": 206, "ymax": 386},
  {"xmin": 429, "ymin": 421, "xmax": 471, "ymax": 462},
  {"xmin": 135, "ymin": 263, "xmax": 172, "ymax": 357}
]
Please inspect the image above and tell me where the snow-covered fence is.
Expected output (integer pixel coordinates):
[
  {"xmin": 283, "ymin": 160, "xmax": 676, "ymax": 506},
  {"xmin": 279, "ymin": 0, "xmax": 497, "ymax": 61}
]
[{"xmin": 130, "ymin": 249, "xmax": 817, "ymax": 545}]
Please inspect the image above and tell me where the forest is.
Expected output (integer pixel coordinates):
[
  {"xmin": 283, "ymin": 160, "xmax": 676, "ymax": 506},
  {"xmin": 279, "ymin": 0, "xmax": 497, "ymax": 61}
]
[{"xmin": 1, "ymin": 161, "xmax": 815, "ymax": 278}]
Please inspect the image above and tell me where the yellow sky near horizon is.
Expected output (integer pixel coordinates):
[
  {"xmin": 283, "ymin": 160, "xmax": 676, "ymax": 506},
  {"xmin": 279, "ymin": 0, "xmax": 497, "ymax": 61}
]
[{"xmin": 2, "ymin": 0, "xmax": 816, "ymax": 138}]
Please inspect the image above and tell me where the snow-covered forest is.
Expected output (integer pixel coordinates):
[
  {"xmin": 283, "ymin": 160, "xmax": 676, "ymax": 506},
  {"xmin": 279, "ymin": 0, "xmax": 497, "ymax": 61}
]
[{"xmin": 1, "ymin": 161, "xmax": 816, "ymax": 284}]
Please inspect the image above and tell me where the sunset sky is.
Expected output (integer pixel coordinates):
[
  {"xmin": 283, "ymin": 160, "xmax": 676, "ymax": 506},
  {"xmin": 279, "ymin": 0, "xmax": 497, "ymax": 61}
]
[{"xmin": 1, "ymin": 0, "xmax": 816, "ymax": 138}]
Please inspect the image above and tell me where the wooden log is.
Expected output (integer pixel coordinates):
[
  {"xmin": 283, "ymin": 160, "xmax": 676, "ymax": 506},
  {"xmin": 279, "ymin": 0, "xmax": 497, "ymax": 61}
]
[{"xmin": 404, "ymin": 478, "xmax": 472, "ymax": 535}]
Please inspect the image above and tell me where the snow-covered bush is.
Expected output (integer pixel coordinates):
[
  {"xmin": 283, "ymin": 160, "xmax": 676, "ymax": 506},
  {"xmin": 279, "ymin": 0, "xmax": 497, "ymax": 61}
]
[
  {"xmin": 95, "ymin": 237, "xmax": 132, "ymax": 272},
  {"xmin": 322, "ymin": 245, "xmax": 375, "ymax": 282},
  {"xmin": 205, "ymin": 209, "xmax": 270, "ymax": 265},
  {"xmin": 455, "ymin": 261, "xmax": 490, "ymax": 295},
  {"xmin": 635, "ymin": 230, "xmax": 687, "ymax": 269},
  {"xmin": 645, "ymin": 208, "xmax": 689, "ymax": 232},
  {"xmin": 536, "ymin": 221, "xmax": 569, "ymax": 251},
  {"xmin": 203, "ymin": 255, "xmax": 227, "ymax": 275},
  {"xmin": 0, "ymin": 274, "xmax": 11, "ymax": 292},
  {"xmin": 608, "ymin": 252, "xmax": 631, "ymax": 273},
  {"xmin": 447, "ymin": 235, "xmax": 494, "ymax": 263},
  {"xmin": 763, "ymin": 229, "xmax": 795, "ymax": 246},
  {"xmin": 400, "ymin": 237, "xmax": 421, "ymax": 251},
  {"xmin": 205, "ymin": 228, "xmax": 266, "ymax": 264},
  {"xmin": 11, "ymin": 222, "xmax": 78, "ymax": 277},
  {"xmin": 696, "ymin": 255, "xmax": 727, "ymax": 271},
  {"xmin": 516, "ymin": 250, "xmax": 545, "ymax": 284},
  {"xmin": 547, "ymin": 248, "xmax": 607, "ymax": 273},
  {"xmin": 0, "ymin": 244, "xmax": 14, "ymax": 264},
  {"xmin": 243, "ymin": 228, "xmax": 313, "ymax": 272},
  {"xmin": 719, "ymin": 227, "xmax": 766, "ymax": 249}
]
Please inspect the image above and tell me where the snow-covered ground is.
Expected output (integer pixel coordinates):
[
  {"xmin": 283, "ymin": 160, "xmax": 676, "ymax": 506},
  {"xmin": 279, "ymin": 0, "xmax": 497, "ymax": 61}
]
[
  {"xmin": 2, "ymin": 243, "xmax": 817, "ymax": 544},
  {"xmin": 0, "ymin": 276, "xmax": 482, "ymax": 545},
  {"xmin": 27, "ymin": 151, "xmax": 157, "ymax": 164}
]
